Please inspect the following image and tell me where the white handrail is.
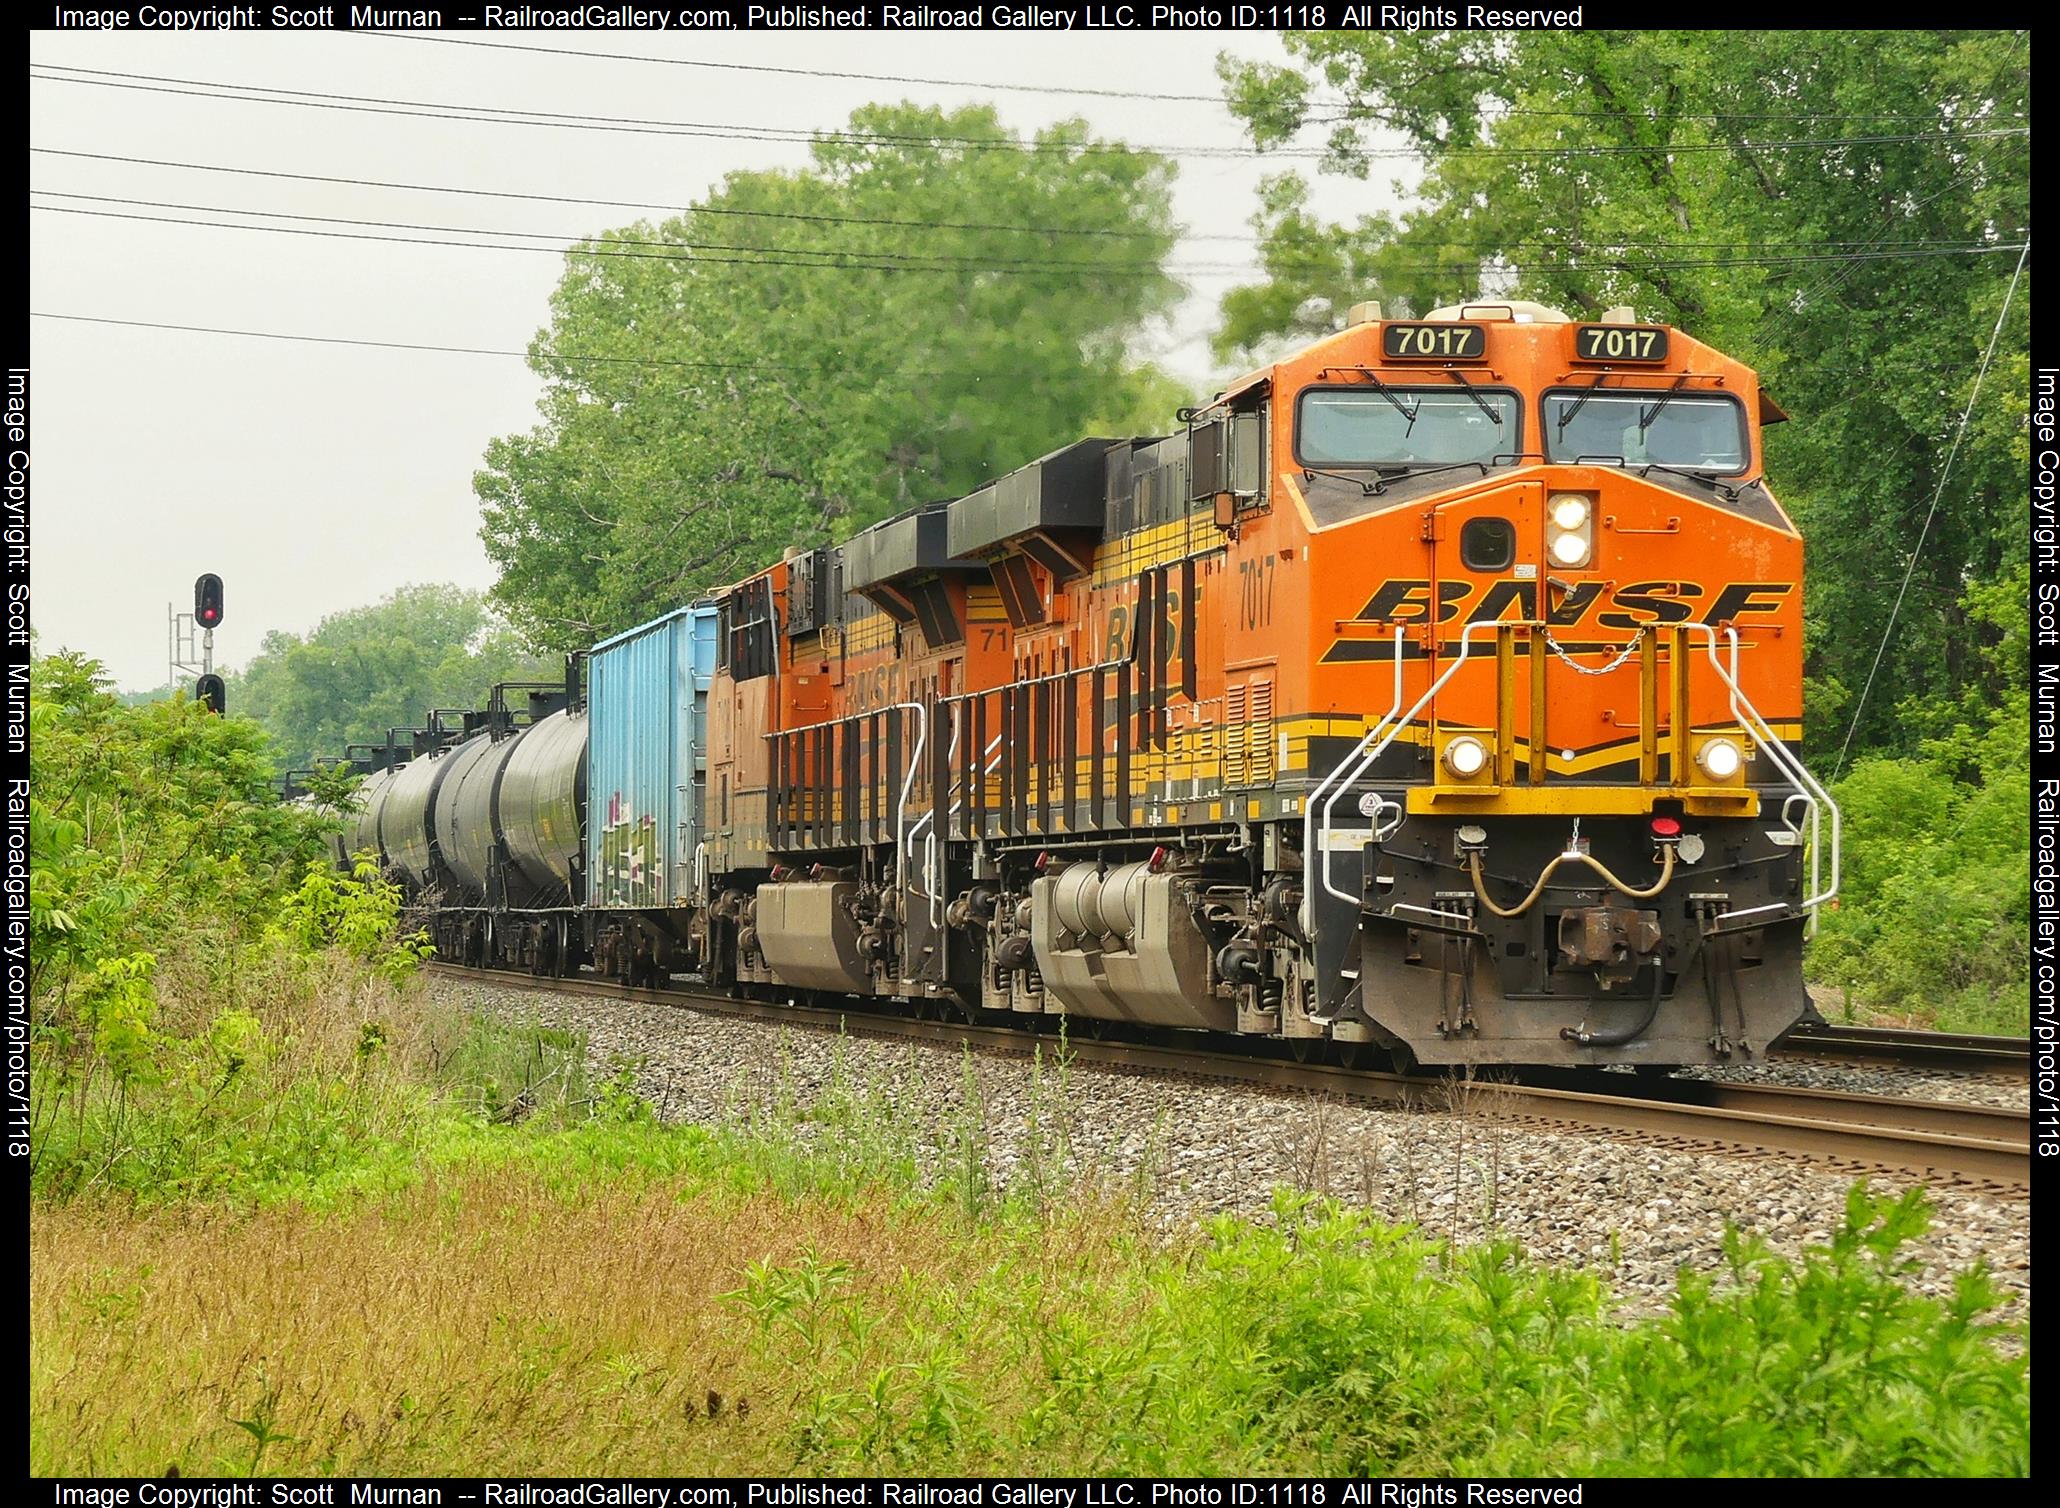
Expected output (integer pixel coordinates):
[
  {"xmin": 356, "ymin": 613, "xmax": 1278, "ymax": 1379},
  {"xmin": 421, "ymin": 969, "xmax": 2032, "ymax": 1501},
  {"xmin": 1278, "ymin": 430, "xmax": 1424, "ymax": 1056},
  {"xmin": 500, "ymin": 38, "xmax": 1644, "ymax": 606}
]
[
  {"xmin": 1298, "ymin": 621, "xmax": 1841, "ymax": 950},
  {"xmin": 1693, "ymin": 625, "xmax": 1841, "ymax": 918},
  {"xmin": 1313, "ymin": 621, "xmax": 1506, "ymax": 912},
  {"xmin": 1300, "ymin": 626, "xmax": 1405, "ymax": 939},
  {"xmin": 889, "ymin": 699, "xmax": 927, "ymax": 894}
]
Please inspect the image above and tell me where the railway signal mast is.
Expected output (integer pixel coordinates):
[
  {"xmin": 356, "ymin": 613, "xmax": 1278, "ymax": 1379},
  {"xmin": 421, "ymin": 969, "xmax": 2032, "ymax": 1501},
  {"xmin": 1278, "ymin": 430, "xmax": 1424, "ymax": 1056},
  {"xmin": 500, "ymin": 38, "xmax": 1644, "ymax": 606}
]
[{"xmin": 169, "ymin": 573, "xmax": 226, "ymax": 713}]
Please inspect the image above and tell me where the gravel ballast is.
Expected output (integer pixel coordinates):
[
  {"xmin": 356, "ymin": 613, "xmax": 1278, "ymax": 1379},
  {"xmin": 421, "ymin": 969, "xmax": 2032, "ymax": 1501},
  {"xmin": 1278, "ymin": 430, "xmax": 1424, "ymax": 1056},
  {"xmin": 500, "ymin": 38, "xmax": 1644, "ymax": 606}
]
[{"xmin": 433, "ymin": 977, "xmax": 2031, "ymax": 1320}]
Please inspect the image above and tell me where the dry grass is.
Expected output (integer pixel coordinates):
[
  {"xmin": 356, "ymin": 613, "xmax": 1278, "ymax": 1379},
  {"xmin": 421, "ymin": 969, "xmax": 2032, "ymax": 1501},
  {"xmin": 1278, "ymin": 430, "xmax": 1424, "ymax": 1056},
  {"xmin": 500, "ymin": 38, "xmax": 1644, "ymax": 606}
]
[{"xmin": 30, "ymin": 1169, "xmax": 1153, "ymax": 1476}]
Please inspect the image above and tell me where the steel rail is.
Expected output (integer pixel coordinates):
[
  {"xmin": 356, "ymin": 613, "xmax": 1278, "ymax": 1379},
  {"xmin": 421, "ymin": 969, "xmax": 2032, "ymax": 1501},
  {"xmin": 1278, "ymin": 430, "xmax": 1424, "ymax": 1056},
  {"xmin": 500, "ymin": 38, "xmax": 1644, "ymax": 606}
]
[
  {"xmin": 426, "ymin": 964, "xmax": 2030, "ymax": 1191},
  {"xmin": 1772, "ymin": 1023, "xmax": 2033, "ymax": 1079}
]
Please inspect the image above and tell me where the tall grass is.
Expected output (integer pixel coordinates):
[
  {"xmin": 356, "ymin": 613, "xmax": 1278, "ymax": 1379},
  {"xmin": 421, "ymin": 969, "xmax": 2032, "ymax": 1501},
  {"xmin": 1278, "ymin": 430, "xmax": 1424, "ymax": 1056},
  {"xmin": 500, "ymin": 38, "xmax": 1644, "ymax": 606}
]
[{"xmin": 30, "ymin": 974, "xmax": 2030, "ymax": 1478}]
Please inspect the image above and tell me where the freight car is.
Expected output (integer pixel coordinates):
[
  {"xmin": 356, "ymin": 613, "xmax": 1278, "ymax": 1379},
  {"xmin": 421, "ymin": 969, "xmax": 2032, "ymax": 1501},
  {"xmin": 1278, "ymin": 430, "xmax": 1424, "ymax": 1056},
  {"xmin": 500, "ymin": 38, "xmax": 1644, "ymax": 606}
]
[{"xmin": 340, "ymin": 301, "xmax": 1838, "ymax": 1069}]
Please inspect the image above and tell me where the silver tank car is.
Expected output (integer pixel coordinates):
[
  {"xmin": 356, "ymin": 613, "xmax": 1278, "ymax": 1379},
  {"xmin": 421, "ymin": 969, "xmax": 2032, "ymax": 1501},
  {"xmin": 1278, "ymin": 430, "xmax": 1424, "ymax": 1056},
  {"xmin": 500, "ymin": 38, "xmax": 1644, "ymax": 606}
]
[
  {"xmin": 494, "ymin": 709, "xmax": 588, "ymax": 899},
  {"xmin": 346, "ymin": 764, "xmax": 400, "ymax": 870},
  {"xmin": 429, "ymin": 733, "xmax": 512, "ymax": 900},
  {"xmin": 377, "ymin": 751, "xmax": 445, "ymax": 889}
]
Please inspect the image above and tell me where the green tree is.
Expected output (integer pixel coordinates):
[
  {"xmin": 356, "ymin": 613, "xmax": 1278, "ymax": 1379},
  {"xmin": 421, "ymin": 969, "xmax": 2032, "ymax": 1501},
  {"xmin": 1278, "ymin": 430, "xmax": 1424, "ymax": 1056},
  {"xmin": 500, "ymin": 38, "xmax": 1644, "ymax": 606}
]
[
  {"xmin": 230, "ymin": 584, "xmax": 556, "ymax": 770},
  {"xmin": 476, "ymin": 102, "xmax": 1186, "ymax": 651},
  {"xmin": 1216, "ymin": 30, "xmax": 2029, "ymax": 764}
]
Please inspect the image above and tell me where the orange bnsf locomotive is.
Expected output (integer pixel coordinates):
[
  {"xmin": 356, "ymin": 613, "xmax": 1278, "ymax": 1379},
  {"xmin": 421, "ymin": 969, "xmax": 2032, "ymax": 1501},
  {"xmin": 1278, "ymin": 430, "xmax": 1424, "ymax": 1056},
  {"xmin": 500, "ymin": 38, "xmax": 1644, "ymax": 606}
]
[{"xmin": 349, "ymin": 300, "xmax": 1839, "ymax": 1069}]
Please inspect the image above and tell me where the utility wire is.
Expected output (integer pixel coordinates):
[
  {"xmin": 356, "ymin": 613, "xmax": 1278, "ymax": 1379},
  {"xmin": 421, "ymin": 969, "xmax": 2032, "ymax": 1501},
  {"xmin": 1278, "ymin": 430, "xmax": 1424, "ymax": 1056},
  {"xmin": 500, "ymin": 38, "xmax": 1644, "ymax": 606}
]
[
  {"xmin": 29, "ymin": 204, "xmax": 1208, "ymax": 279},
  {"xmin": 29, "ymin": 65, "xmax": 2031, "ymax": 161},
  {"xmin": 29, "ymin": 201, "xmax": 2030, "ymax": 279},
  {"xmin": 351, "ymin": 30, "xmax": 2029, "ymax": 126},
  {"xmin": 41, "ymin": 189, "xmax": 2013, "ymax": 277},
  {"xmin": 1830, "ymin": 238, "xmax": 2029, "ymax": 781},
  {"xmin": 29, "ymin": 191, "xmax": 1212, "ymax": 275},
  {"xmin": 350, "ymin": 29, "xmax": 1239, "ymax": 105},
  {"xmin": 27, "ymin": 310, "xmax": 990, "ymax": 377},
  {"xmin": 28, "ymin": 147, "xmax": 1250, "ymax": 244},
  {"xmin": 25, "ymin": 64, "xmax": 1313, "ymax": 159},
  {"xmin": 31, "ymin": 148, "xmax": 2024, "ymax": 256}
]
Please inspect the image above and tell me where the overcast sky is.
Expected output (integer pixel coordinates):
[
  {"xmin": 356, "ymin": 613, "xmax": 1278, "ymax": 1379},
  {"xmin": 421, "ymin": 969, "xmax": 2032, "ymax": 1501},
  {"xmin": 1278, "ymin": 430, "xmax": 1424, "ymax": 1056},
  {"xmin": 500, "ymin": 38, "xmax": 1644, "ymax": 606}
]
[{"xmin": 29, "ymin": 29, "xmax": 1409, "ymax": 690}]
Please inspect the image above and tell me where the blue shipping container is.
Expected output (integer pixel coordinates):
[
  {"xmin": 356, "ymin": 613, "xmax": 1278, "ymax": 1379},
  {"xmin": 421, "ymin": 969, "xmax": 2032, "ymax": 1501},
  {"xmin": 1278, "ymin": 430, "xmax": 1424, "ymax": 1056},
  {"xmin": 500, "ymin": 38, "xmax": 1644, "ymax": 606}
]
[{"xmin": 585, "ymin": 603, "xmax": 720, "ymax": 909}]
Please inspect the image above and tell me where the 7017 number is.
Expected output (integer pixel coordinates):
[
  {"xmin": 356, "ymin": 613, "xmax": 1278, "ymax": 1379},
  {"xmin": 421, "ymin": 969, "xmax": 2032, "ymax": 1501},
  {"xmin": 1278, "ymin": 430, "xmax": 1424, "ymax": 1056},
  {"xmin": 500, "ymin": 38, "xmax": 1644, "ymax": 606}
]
[{"xmin": 1575, "ymin": 325, "xmax": 1669, "ymax": 362}]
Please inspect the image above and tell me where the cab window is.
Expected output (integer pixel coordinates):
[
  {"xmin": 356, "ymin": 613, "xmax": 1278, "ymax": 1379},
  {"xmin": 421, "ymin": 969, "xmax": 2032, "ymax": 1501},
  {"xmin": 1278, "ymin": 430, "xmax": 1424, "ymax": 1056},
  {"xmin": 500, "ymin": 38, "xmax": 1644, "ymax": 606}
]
[
  {"xmin": 1296, "ymin": 387, "xmax": 1519, "ymax": 468},
  {"xmin": 1543, "ymin": 389, "xmax": 1748, "ymax": 474}
]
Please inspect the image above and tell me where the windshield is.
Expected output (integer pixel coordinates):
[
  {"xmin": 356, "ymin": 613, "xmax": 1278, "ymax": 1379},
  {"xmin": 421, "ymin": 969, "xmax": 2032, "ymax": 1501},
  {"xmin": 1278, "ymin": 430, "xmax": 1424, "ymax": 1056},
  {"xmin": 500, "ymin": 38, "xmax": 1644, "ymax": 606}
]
[
  {"xmin": 1297, "ymin": 387, "xmax": 1519, "ymax": 468},
  {"xmin": 1544, "ymin": 389, "xmax": 1748, "ymax": 473}
]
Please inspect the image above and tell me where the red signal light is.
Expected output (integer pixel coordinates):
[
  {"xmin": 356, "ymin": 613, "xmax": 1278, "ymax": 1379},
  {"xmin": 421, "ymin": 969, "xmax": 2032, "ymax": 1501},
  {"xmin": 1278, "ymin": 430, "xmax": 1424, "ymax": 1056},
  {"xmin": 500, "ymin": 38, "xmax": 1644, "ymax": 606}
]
[
  {"xmin": 1650, "ymin": 817, "xmax": 1682, "ymax": 839},
  {"xmin": 194, "ymin": 573, "xmax": 225, "ymax": 629}
]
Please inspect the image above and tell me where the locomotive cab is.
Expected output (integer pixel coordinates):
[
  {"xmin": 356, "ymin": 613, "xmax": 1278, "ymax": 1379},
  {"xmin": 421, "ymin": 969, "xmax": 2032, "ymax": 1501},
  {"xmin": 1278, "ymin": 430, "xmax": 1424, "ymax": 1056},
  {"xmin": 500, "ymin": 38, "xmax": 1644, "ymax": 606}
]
[{"xmin": 1246, "ymin": 300, "xmax": 1835, "ymax": 1065}]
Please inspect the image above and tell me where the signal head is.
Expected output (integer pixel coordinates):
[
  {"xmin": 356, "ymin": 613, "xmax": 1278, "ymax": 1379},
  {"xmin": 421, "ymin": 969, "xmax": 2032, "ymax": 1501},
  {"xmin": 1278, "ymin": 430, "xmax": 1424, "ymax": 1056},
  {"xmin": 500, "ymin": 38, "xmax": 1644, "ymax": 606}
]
[{"xmin": 194, "ymin": 573, "xmax": 225, "ymax": 627}]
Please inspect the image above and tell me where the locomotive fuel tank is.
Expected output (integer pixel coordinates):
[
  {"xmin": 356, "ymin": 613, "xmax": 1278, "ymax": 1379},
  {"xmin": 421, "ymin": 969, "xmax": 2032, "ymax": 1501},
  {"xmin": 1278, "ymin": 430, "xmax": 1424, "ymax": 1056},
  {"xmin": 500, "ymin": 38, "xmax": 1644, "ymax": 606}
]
[{"xmin": 1029, "ymin": 862, "xmax": 1236, "ymax": 1031}]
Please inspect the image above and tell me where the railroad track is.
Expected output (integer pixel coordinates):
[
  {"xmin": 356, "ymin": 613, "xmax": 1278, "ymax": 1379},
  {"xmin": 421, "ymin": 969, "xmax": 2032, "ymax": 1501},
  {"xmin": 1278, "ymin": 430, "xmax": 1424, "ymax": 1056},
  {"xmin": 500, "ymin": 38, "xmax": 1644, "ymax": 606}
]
[
  {"xmin": 427, "ymin": 964, "xmax": 2031, "ymax": 1192},
  {"xmin": 1772, "ymin": 1022, "xmax": 2032, "ymax": 1079}
]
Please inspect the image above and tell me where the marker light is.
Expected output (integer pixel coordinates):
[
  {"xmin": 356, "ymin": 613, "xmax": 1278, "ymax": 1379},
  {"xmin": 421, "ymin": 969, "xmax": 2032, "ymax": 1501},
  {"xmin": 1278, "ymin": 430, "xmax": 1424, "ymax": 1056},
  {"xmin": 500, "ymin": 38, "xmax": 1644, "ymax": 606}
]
[
  {"xmin": 1650, "ymin": 817, "xmax": 1682, "ymax": 840},
  {"xmin": 1442, "ymin": 736, "xmax": 1491, "ymax": 778},
  {"xmin": 1696, "ymin": 738, "xmax": 1744, "ymax": 780},
  {"xmin": 1550, "ymin": 495, "xmax": 1591, "ymax": 530}
]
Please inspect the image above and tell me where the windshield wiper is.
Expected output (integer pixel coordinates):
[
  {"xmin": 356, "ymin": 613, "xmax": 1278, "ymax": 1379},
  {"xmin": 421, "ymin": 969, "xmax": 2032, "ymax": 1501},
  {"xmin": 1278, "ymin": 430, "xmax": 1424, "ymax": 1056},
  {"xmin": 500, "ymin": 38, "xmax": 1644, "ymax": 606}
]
[
  {"xmin": 1441, "ymin": 367, "xmax": 1505, "ymax": 426},
  {"xmin": 1638, "ymin": 374, "xmax": 1692, "ymax": 433},
  {"xmin": 1637, "ymin": 460, "xmax": 1741, "ymax": 502},
  {"xmin": 1303, "ymin": 465, "xmax": 1387, "ymax": 496},
  {"xmin": 1555, "ymin": 373, "xmax": 1609, "ymax": 435},
  {"xmin": 1361, "ymin": 372, "xmax": 1420, "ymax": 432},
  {"xmin": 1377, "ymin": 459, "xmax": 1495, "ymax": 485}
]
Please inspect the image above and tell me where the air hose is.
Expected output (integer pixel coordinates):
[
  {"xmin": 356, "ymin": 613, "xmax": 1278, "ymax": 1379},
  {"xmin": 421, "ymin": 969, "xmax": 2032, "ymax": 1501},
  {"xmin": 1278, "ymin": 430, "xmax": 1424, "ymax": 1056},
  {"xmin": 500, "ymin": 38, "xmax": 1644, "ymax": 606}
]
[
  {"xmin": 1561, "ymin": 950, "xmax": 1667, "ymax": 1046},
  {"xmin": 1466, "ymin": 844, "xmax": 1676, "ymax": 920}
]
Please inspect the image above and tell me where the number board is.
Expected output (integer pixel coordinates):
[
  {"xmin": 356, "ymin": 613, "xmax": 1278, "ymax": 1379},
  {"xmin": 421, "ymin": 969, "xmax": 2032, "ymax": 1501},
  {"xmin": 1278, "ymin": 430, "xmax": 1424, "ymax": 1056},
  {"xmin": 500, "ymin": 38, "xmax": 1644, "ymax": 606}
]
[
  {"xmin": 1380, "ymin": 322, "xmax": 1488, "ymax": 361},
  {"xmin": 1572, "ymin": 324, "xmax": 1671, "ymax": 363}
]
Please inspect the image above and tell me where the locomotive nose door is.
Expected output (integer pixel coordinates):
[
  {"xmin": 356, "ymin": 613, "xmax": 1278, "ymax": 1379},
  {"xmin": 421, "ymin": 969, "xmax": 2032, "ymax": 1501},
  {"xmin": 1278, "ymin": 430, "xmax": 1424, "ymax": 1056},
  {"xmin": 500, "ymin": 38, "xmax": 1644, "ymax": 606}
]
[{"xmin": 1423, "ymin": 482, "xmax": 1547, "ymax": 785}]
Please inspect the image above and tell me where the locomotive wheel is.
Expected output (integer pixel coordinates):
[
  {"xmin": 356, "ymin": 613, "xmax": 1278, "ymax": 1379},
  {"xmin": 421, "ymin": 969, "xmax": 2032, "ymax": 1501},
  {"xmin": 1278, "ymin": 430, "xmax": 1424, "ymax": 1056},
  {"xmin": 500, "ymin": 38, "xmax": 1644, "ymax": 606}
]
[{"xmin": 1287, "ymin": 1036, "xmax": 1321, "ymax": 1065}]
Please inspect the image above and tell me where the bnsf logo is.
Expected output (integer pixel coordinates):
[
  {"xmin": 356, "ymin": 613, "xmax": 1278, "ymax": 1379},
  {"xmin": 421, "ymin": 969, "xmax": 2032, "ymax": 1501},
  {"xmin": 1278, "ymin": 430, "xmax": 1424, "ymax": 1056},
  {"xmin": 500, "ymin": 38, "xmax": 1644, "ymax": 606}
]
[{"xmin": 1356, "ymin": 579, "xmax": 1794, "ymax": 628}]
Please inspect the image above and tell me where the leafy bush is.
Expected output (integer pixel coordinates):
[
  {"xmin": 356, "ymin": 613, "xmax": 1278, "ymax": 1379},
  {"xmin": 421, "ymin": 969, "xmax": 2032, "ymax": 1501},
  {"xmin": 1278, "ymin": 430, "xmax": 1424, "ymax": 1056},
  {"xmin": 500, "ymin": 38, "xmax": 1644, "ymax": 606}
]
[
  {"xmin": 26, "ymin": 653, "xmax": 449, "ymax": 1202},
  {"xmin": 1809, "ymin": 569, "xmax": 2030, "ymax": 1031}
]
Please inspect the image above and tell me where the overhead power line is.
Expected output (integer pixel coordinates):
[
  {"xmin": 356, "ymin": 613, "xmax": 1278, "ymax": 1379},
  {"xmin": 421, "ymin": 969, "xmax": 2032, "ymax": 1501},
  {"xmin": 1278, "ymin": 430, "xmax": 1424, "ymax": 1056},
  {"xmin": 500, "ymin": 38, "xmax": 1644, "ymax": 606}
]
[
  {"xmin": 29, "ymin": 201, "xmax": 2030, "ymax": 281},
  {"xmin": 1831, "ymin": 238, "xmax": 2031, "ymax": 781},
  {"xmin": 29, "ymin": 147, "xmax": 1249, "ymax": 245},
  {"xmin": 26, "ymin": 310, "xmax": 1140, "ymax": 382},
  {"xmin": 30, "ymin": 203, "xmax": 1222, "ymax": 280},
  {"xmin": 29, "ymin": 64, "xmax": 2029, "ymax": 162},
  {"xmin": 27, "ymin": 64, "xmax": 1308, "ymax": 160},
  {"xmin": 352, "ymin": 29, "xmax": 1236, "ymax": 105},
  {"xmin": 31, "ymin": 191, "xmax": 1219, "ymax": 275},
  {"xmin": 33, "ymin": 148, "xmax": 2022, "ymax": 257},
  {"xmin": 353, "ymin": 30, "xmax": 2029, "ymax": 128}
]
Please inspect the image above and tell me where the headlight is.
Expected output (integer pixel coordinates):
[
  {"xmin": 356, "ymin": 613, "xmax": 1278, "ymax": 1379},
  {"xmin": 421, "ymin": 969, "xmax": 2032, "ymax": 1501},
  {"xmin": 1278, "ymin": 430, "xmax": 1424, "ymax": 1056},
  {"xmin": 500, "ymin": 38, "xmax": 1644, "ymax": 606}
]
[
  {"xmin": 1443, "ymin": 735, "xmax": 1491, "ymax": 778},
  {"xmin": 1546, "ymin": 492, "xmax": 1594, "ymax": 568},
  {"xmin": 1696, "ymin": 737, "xmax": 1744, "ymax": 780}
]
